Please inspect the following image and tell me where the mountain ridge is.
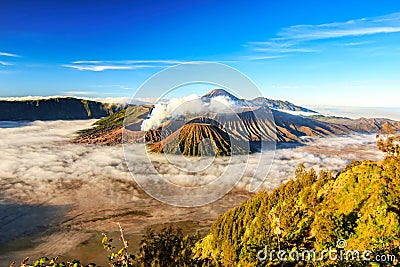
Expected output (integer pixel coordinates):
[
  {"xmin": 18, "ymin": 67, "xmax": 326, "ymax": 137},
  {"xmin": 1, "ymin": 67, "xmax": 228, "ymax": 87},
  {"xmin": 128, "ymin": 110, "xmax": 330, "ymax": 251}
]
[
  {"xmin": 202, "ymin": 89, "xmax": 240, "ymax": 102},
  {"xmin": 70, "ymin": 89, "xmax": 400, "ymax": 148},
  {"xmin": 201, "ymin": 89, "xmax": 317, "ymax": 114},
  {"xmin": 0, "ymin": 97, "xmax": 125, "ymax": 121},
  {"xmin": 0, "ymin": 92, "xmax": 316, "ymax": 121}
]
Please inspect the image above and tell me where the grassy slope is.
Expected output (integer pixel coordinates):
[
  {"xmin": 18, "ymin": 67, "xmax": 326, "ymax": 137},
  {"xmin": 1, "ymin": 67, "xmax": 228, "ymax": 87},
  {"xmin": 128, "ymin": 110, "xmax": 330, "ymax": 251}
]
[{"xmin": 77, "ymin": 105, "xmax": 152, "ymax": 135}]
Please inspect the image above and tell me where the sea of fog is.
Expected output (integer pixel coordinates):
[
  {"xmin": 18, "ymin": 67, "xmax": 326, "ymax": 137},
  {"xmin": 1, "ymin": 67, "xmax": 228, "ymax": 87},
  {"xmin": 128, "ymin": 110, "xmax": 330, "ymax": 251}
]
[
  {"xmin": 0, "ymin": 120, "xmax": 383, "ymax": 205},
  {"xmin": 0, "ymin": 119, "xmax": 384, "ymax": 263},
  {"xmin": 311, "ymin": 106, "xmax": 400, "ymax": 121}
]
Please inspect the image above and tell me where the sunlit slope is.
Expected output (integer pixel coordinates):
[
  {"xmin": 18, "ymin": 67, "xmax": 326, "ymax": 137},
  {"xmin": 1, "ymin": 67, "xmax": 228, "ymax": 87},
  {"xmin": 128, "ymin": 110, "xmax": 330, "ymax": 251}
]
[
  {"xmin": 148, "ymin": 123, "xmax": 236, "ymax": 156},
  {"xmin": 194, "ymin": 156, "xmax": 400, "ymax": 265}
]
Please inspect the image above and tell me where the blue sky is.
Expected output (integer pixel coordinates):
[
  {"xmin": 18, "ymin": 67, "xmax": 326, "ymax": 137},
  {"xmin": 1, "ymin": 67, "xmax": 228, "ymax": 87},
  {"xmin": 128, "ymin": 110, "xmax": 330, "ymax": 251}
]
[{"xmin": 1, "ymin": 0, "xmax": 400, "ymax": 107}]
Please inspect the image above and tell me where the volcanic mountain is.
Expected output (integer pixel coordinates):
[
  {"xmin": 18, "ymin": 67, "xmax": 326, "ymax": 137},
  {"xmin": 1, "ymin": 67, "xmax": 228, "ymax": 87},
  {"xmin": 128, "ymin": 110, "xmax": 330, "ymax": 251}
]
[
  {"xmin": 143, "ymin": 107, "xmax": 350, "ymax": 144},
  {"xmin": 147, "ymin": 121, "xmax": 248, "ymax": 156},
  {"xmin": 202, "ymin": 89, "xmax": 317, "ymax": 113},
  {"xmin": 202, "ymin": 89, "xmax": 241, "ymax": 102},
  {"xmin": 71, "ymin": 89, "xmax": 400, "ymax": 153}
]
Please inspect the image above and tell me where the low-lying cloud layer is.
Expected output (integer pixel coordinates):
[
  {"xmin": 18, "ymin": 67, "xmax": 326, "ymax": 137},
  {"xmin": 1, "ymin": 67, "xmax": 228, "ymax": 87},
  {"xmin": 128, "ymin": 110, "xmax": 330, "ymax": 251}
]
[
  {"xmin": 0, "ymin": 120, "xmax": 136, "ymax": 204},
  {"xmin": 0, "ymin": 120, "xmax": 383, "ymax": 205},
  {"xmin": 0, "ymin": 120, "xmax": 384, "ymax": 262}
]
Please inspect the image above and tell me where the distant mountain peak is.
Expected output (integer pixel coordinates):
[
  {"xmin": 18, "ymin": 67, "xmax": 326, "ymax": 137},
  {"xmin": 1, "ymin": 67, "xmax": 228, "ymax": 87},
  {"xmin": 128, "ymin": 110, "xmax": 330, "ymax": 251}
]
[
  {"xmin": 249, "ymin": 97, "xmax": 317, "ymax": 113},
  {"xmin": 202, "ymin": 89, "xmax": 240, "ymax": 101}
]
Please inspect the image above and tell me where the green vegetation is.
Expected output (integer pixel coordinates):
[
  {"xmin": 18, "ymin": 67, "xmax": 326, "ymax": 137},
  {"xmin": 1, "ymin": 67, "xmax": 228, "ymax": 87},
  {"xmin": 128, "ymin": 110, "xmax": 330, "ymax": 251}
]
[
  {"xmin": 92, "ymin": 109, "xmax": 127, "ymax": 127},
  {"xmin": 11, "ymin": 132, "xmax": 400, "ymax": 266},
  {"xmin": 99, "ymin": 223, "xmax": 205, "ymax": 267},
  {"xmin": 194, "ymin": 157, "xmax": 400, "ymax": 266},
  {"xmin": 80, "ymin": 100, "xmax": 92, "ymax": 117},
  {"xmin": 377, "ymin": 123, "xmax": 400, "ymax": 157},
  {"xmin": 76, "ymin": 105, "xmax": 152, "ymax": 135},
  {"xmin": 75, "ymin": 108, "xmax": 128, "ymax": 137},
  {"xmin": 93, "ymin": 105, "xmax": 152, "ymax": 128},
  {"xmin": 11, "ymin": 226, "xmax": 207, "ymax": 267}
]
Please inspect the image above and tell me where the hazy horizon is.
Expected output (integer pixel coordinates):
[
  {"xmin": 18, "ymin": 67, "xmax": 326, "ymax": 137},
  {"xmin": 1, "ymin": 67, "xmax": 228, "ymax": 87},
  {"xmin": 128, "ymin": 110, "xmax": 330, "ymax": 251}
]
[{"xmin": 2, "ymin": 93, "xmax": 400, "ymax": 121}]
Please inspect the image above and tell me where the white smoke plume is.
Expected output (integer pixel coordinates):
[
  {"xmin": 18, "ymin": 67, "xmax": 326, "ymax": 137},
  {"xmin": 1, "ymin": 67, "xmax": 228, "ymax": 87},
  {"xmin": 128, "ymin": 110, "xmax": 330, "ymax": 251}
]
[{"xmin": 140, "ymin": 94, "xmax": 239, "ymax": 131}]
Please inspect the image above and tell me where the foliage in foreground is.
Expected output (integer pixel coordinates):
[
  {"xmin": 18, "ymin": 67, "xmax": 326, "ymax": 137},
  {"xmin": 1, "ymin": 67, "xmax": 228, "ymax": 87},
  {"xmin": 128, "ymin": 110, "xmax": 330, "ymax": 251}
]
[{"xmin": 10, "ymin": 225, "xmax": 209, "ymax": 267}]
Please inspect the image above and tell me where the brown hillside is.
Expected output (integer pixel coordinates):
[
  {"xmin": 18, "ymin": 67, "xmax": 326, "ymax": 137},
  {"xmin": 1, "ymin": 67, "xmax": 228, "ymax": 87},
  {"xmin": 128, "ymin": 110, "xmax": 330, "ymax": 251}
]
[{"xmin": 147, "ymin": 123, "xmax": 249, "ymax": 156}]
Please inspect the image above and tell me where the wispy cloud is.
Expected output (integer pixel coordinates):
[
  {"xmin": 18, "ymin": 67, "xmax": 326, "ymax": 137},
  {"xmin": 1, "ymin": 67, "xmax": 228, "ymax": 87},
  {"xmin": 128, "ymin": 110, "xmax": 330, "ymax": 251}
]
[
  {"xmin": 341, "ymin": 41, "xmax": 376, "ymax": 47},
  {"xmin": 0, "ymin": 52, "xmax": 20, "ymax": 57},
  {"xmin": 247, "ymin": 12, "xmax": 400, "ymax": 56},
  {"xmin": 244, "ymin": 55, "xmax": 287, "ymax": 61},
  {"xmin": 63, "ymin": 60, "xmax": 183, "ymax": 72},
  {"xmin": 62, "ymin": 91, "xmax": 97, "ymax": 95},
  {"xmin": 91, "ymin": 84, "xmax": 135, "ymax": 90},
  {"xmin": 0, "ymin": 52, "xmax": 19, "ymax": 68},
  {"xmin": 62, "ymin": 64, "xmax": 143, "ymax": 71},
  {"xmin": 276, "ymin": 26, "xmax": 400, "ymax": 42},
  {"xmin": 247, "ymin": 41, "xmax": 317, "ymax": 53},
  {"xmin": 0, "ymin": 61, "xmax": 12, "ymax": 66},
  {"xmin": 71, "ymin": 60, "xmax": 182, "ymax": 65}
]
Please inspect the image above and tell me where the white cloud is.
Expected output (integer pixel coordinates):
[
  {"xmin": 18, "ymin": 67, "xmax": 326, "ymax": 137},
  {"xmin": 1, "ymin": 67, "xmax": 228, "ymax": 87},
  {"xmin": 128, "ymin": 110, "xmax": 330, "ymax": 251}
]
[
  {"xmin": 62, "ymin": 60, "xmax": 238, "ymax": 72},
  {"xmin": 62, "ymin": 64, "xmax": 139, "ymax": 71},
  {"xmin": 72, "ymin": 60, "xmax": 182, "ymax": 65},
  {"xmin": 0, "ymin": 96, "xmax": 74, "ymax": 101},
  {"xmin": 0, "ymin": 120, "xmax": 383, "ymax": 206},
  {"xmin": 0, "ymin": 95, "xmax": 149, "ymax": 105},
  {"xmin": 140, "ymin": 94, "xmax": 240, "ymax": 131},
  {"xmin": 250, "ymin": 43, "xmax": 316, "ymax": 53},
  {"xmin": 245, "ymin": 55, "xmax": 287, "ymax": 61},
  {"xmin": 62, "ymin": 91, "xmax": 96, "ymax": 95},
  {"xmin": 91, "ymin": 84, "xmax": 136, "ymax": 91},
  {"xmin": 311, "ymin": 106, "xmax": 400, "ymax": 121},
  {"xmin": 277, "ymin": 26, "xmax": 400, "ymax": 42},
  {"xmin": 63, "ymin": 59, "xmax": 184, "ymax": 72},
  {"xmin": 0, "ymin": 61, "xmax": 12, "ymax": 66},
  {"xmin": 0, "ymin": 120, "xmax": 382, "ymax": 202},
  {"xmin": 248, "ymin": 12, "xmax": 400, "ymax": 55},
  {"xmin": 341, "ymin": 41, "xmax": 376, "ymax": 46},
  {"xmin": 0, "ymin": 52, "xmax": 19, "ymax": 67},
  {"xmin": 275, "ymin": 12, "xmax": 400, "ymax": 42},
  {"xmin": 0, "ymin": 52, "xmax": 20, "ymax": 57}
]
